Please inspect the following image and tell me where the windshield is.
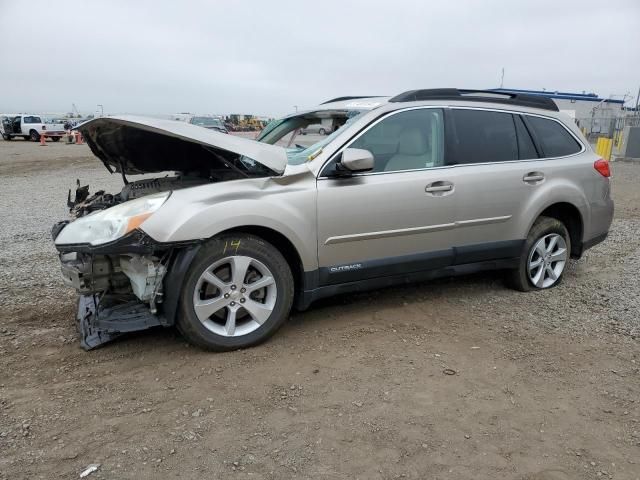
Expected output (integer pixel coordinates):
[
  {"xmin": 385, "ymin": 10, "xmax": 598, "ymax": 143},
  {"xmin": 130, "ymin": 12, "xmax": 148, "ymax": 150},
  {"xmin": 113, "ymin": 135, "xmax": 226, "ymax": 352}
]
[
  {"xmin": 191, "ymin": 116, "xmax": 223, "ymax": 128},
  {"xmin": 286, "ymin": 113, "xmax": 367, "ymax": 165},
  {"xmin": 257, "ymin": 110, "xmax": 367, "ymax": 165}
]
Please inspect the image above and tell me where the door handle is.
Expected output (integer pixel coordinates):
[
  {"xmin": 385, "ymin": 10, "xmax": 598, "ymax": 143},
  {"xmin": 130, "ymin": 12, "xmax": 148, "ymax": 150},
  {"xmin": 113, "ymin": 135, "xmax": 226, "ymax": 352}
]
[
  {"xmin": 523, "ymin": 172, "xmax": 545, "ymax": 184},
  {"xmin": 425, "ymin": 181, "xmax": 454, "ymax": 195},
  {"xmin": 425, "ymin": 185, "xmax": 452, "ymax": 192}
]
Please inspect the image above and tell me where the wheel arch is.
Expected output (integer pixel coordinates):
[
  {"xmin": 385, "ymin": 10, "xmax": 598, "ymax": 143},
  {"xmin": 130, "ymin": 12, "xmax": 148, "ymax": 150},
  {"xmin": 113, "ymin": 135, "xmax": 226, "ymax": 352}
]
[
  {"xmin": 219, "ymin": 225, "xmax": 306, "ymax": 305},
  {"xmin": 162, "ymin": 225, "xmax": 309, "ymax": 325},
  {"xmin": 532, "ymin": 202, "xmax": 584, "ymax": 258}
]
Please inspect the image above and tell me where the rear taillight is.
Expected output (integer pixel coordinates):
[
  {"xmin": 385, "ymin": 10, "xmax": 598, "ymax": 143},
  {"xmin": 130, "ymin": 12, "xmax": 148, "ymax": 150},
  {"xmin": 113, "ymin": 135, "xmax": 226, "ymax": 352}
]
[{"xmin": 594, "ymin": 158, "xmax": 610, "ymax": 177}]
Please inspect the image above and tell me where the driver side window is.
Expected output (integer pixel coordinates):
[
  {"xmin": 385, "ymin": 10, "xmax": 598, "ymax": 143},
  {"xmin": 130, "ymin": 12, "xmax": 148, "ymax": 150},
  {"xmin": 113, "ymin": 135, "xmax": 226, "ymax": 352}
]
[{"xmin": 350, "ymin": 108, "xmax": 444, "ymax": 173}]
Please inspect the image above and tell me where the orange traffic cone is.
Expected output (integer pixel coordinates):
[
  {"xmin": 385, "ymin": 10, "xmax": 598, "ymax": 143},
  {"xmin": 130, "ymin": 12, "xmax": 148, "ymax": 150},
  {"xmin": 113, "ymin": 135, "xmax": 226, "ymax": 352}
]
[
  {"xmin": 40, "ymin": 128, "xmax": 47, "ymax": 146},
  {"xmin": 75, "ymin": 131, "xmax": 84, "ymax": 145}
]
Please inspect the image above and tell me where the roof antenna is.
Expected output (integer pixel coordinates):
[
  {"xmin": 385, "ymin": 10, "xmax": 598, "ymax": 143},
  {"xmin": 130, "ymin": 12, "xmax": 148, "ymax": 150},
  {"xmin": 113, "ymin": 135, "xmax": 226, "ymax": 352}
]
[{"xmin": 500, "ymin": 67, "xmax": 505, "ymax": 88}]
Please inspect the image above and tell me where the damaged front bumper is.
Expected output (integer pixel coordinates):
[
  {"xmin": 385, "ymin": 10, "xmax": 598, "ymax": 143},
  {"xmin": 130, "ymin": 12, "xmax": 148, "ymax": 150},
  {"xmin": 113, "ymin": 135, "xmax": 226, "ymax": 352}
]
[
  {"xmin": 76, "ymin": 294, "xmax": 167, "ymax": 350},
  {"xmin": 53, "ymin": 228, "xmax": 200, "ymax": 350}
]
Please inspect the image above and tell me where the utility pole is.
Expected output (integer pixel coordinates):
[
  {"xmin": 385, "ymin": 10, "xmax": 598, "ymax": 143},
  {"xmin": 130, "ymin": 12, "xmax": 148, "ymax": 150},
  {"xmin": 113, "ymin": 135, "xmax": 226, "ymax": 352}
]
[
  {"xmin": 293, "ymin": 105, "xmax": 298, "ymax": 113},
  {"xmin": 500, "ymin": 68, "xmax": 504, "ymax": 88},
  {"xmin": 636, "ymin": 85, "xmax": 640, "ymax": 111}
]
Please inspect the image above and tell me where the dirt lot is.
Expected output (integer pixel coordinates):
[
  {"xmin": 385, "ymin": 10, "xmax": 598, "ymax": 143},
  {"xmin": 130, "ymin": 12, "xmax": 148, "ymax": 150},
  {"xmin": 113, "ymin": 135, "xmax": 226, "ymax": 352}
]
[{"xmin": 0, "ymin": 139, "xmax": 639, "ymax": 480}]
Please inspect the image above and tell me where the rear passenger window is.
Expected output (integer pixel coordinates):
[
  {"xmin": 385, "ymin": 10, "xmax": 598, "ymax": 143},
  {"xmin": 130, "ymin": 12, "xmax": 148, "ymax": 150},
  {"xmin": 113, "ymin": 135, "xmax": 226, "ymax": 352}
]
[
  {"xmin": 514, "ymin": 115, "xmax": 539, "ymax": 160},
  {"xmin": 526, "ymin": 116, "xmax": 581, "ymax": 157},
  {"xmin": 447, "ymin": 110, "xmax": 518, "ymax": 164}
]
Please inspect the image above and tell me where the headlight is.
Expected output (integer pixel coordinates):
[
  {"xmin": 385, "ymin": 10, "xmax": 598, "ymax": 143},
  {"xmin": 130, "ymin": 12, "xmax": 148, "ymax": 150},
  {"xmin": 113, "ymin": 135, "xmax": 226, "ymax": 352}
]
[{"xmin": 55, "ymin": 192, "xmax": 170, "ymax": 246}]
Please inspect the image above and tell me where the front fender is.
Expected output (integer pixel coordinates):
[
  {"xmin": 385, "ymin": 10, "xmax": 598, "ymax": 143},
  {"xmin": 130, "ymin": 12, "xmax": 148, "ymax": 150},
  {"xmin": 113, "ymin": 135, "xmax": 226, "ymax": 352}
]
[{"xmin": 140, "ymin": 176, "xmax": 318, "ymax": 271}]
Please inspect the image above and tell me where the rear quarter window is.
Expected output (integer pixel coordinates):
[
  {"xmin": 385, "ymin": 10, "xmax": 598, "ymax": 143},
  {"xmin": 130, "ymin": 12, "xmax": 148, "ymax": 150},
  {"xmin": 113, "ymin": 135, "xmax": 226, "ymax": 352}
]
[{"xmin": 526, "ymin": 116, "xmax": 582, "ymax": 157}]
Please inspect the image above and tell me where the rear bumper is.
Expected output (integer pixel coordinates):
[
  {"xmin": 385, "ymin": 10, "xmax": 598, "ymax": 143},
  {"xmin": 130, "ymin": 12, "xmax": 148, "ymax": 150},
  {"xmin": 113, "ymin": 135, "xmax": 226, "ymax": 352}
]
[
  {"xmin": 579, "ymin": 197, "xmax": 613, "ymax": 255},
  {"xmin": 582, "ymin": 232, "xmax": 608, "ymax": 252}
]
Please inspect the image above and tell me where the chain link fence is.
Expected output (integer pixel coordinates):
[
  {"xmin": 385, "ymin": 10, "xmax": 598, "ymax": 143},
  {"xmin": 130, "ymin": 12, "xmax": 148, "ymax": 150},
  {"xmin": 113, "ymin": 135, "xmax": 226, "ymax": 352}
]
[{"xmin": 575, "ymin": 115, "xmax": 640, "ymax": 148}]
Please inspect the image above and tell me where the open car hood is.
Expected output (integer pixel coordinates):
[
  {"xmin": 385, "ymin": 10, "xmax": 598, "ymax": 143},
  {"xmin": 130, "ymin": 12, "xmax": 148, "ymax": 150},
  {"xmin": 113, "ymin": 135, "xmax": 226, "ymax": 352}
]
[{"xmin": 76, "ymin": 115, "xmax": 287, "ymax": 175}]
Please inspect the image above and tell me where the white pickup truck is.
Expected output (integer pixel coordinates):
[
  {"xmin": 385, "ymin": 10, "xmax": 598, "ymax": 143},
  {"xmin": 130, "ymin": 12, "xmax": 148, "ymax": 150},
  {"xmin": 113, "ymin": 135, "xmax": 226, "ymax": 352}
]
[{"xmin": 1, "ymin": 114, "xmax": 68, "ymax": 141}]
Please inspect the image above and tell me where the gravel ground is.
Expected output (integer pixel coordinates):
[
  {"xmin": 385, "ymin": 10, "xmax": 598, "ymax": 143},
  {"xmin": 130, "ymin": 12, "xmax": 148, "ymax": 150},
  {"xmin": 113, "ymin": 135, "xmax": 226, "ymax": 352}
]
[
  {"xmin": 0, "ymin": 140, "xmax": 638, "ymax": 480},
  {"xmin": 0, "ymin": 143, "xmax": 121, "ymax": 311}
]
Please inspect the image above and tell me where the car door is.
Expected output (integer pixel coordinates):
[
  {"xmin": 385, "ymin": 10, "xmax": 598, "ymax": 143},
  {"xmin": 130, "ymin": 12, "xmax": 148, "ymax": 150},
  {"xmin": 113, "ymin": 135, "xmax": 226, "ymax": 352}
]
[
  {"xmin": 13, "ymin": 116, "xmax": 23, "ymax": 134},
  {"xmin": 316, "ymin": 107, "xmax": 460, "ymax": 286},
  {"xmin": 444, "ymin": 108, "xmax": 542, "ymax": 262}
]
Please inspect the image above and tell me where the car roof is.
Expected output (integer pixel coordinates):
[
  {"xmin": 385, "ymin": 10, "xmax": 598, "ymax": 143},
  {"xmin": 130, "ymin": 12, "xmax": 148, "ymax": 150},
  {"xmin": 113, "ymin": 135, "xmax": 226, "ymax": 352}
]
[
  {"xmin": 388, "ymin": 88, "xmax": 559, "ymax": 111},
  {"xmin": 374, "ymin": 99, "xmax": 566, "ymax": 119},
  {"xmin": 282, "ymin": 89, "xmax": 565, "ymax": 126},
  {"xmin": 295, "ymin": 96, "xmax": 390, "ymax": 116},
  {"xmin": 313, "ymin": 88, "xmax": 561, "ymax": 114}
]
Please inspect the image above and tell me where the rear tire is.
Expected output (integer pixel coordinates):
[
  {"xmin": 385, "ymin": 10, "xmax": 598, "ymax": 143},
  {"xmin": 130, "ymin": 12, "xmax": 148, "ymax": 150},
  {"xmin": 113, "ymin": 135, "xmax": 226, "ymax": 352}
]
[
  {"xmin": 319, "ymin": 128, "xmax": 326, "ymax": 135},
  {"xmin": 2, "ymin": 134, "xmax": 10, "ymax": 141},
  {"xmin": 507, "ymin": 216, "xmax": 570, "ymax": 292},
  {"xmin": 51, "ymin": 136, "xmax": 60, "ymax": 142},
  {"xmin": 177, "ymin": 234, "xmax": 294, "ymax": 351}
]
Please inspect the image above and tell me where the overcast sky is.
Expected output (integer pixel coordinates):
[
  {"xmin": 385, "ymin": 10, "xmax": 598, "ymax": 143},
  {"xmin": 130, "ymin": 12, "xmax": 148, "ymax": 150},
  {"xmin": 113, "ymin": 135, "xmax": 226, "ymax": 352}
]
[{"xmin": 1, "ymin": 0, "xmax": 638, "ymax": 117}]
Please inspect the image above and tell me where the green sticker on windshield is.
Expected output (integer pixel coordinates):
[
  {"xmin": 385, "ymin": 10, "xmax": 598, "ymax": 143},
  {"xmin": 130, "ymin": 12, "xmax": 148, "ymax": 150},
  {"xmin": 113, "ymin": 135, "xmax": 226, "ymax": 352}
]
[{"xmin": 307, "ymin": 148, "xmax": 323, "ymax": 162}]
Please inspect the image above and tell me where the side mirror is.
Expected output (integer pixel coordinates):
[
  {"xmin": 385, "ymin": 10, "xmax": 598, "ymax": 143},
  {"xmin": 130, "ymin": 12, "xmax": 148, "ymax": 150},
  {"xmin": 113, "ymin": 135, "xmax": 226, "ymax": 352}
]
[{"xmin": 336, "ymin": 148, "xmax": 374, "ymax": 175}]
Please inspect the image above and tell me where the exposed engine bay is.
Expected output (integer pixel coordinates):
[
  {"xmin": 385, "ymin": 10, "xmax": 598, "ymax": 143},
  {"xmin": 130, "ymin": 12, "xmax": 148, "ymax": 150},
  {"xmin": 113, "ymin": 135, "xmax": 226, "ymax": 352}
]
[
  {"xmin": 60, "ymin": 249, "xmax": 174, "ymax": 349},
  {"xmin": 67, "ymin": 174, "xmax": 211, "ymax": 218}
]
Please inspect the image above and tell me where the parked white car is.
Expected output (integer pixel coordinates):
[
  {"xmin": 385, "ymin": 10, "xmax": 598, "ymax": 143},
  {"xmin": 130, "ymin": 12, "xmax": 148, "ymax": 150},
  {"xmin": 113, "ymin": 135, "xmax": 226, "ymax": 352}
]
[
  {"xmin": 300, "ymin": 123, "xmax": 333, "ymax": 135},
  {"xmin": 1, "ymin": 114, "xmax": 67, "ymax": 141}
]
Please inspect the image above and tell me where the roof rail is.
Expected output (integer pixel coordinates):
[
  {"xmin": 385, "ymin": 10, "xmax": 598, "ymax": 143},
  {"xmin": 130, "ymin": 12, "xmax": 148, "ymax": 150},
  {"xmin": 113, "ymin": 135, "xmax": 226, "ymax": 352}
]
[
  {"xmin": 320, "ymin": 96, "xmax": 385, "ymax": 105},
  {"xmin": 388, "ymin": 88, "xmax": 559, "ymax": 112}
]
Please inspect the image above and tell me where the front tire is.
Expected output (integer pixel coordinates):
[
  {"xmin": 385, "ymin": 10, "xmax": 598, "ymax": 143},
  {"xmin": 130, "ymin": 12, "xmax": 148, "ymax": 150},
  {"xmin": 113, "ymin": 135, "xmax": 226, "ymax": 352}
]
[
  {"xmin": 319, "ymin": 128, "xmax": 326, "ymax": 135},
  {"xmin": 2, "ymin": 134, "xmax": 10, "ymax": 141},
  {"xmin": 507, "ymin": 216, "xmax": 570, "ymax": 292},
  {"xmin": 29, "ymin": 130, "xmax": 39, "ymax": 142},
  {"xmin": 177, "ymin": 234, "xmax": 294, "ymax": 351},
  {"xmin": 51, "ymin": 136, "xmax": 60, "ymax": 142}
]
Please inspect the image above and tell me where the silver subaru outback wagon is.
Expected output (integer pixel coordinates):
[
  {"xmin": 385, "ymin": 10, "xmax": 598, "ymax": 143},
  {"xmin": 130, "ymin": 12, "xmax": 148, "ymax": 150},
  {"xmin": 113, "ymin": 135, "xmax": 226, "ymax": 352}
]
[{"xmin": 52, "ymin": 89, "xmax": 613, "ymax": 351}]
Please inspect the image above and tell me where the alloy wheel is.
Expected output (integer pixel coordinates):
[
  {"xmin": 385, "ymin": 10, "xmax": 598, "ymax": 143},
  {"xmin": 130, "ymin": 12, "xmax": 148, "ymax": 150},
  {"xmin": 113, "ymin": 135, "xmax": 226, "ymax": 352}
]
[
  {"xmin": 192, "ymin": 255, "xmax": 277, "ymax": 337},
  {"xmin": 527, "ymin": 233, "xmax": 568, "ymax": 288}
]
